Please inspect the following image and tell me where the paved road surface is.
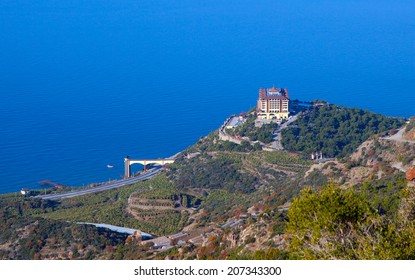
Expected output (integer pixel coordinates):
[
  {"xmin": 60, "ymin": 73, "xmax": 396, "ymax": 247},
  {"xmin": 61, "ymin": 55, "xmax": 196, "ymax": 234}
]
[
  {"xmin": 37, "ymin": 167, "xmax": 162, "ymax": 200},
  {"xmin": 76, "ymin": 222, "xmax": 153, "ymax": 237},
  {"xmin": 271, "ymin": 113, "xmax": 300, "ymax": 150}
]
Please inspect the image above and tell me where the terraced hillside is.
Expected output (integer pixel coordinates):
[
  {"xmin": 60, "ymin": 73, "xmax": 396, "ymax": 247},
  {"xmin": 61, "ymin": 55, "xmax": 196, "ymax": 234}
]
[
  {"xmin": 126, "ymin": 177, "xmax": 190, "ymax": 234},
  {"xmin": 35, "ymin": 175, "xmax": 192, "ymax": 236}
]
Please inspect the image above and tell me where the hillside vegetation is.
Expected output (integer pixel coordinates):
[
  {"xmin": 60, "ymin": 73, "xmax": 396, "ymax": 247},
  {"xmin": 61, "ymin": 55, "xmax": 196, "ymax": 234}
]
[
  {"xmin": 227, "ymin": 112, "xmax": 277, "ymax": 144},
  {"xmin": 36, "ymin": 175, "xmax": 192, "ymax": 236},
  {"xmin": 1, "ymin": 103, "xmax": 413, "ymax": 260},
  {"xmin": 286, "ymin": 181, "xmax": 415, "ymax": 259},
  {"xmin": 166, "ymin": 135, "xmax": 314, "ymax": 227},
  {"xmin": 0, "ymin": 195, "xmax": 128, "ymax": 259},
  {"xmin": 282, "ymin": 105, "xmax": 405, "ymax": 158}
]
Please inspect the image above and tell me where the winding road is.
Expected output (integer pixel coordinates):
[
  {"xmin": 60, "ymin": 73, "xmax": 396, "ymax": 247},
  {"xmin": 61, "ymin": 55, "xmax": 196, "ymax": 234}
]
[
  {"xmin": 383, "ymin": 127, "xmax": 415, "ymax": 144},
  {"xmin": 37, "ymin": 166, "xmax": 162, "ymax": 200},
  {"xmin": 270, "ymin": 113, "xmax": 300, "ymax": 150}
]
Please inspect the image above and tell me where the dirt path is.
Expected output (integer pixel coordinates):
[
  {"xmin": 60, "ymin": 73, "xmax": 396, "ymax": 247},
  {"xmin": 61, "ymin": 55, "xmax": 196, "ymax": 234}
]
[{"xmin": 384, "ymin": 127, "xmax": 415, "ymax": 143}]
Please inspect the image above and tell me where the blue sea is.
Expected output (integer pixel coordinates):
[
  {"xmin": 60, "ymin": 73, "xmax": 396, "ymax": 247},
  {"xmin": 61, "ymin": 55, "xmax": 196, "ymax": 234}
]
[{"xmin": 0, "ymin": 0, "xmax": 414, "ymax": 193}]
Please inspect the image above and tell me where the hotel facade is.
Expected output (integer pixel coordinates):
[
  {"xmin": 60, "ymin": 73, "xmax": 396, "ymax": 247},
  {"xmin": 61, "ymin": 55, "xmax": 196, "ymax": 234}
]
[{"xmin": 256, "ymin": 86, "xmax": 290, "ymax": 120}]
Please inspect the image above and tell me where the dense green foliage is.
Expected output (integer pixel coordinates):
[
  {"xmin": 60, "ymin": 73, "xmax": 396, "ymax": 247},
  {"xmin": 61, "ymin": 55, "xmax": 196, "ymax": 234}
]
[
  {"xmin": 263, "ymin": 151, "xmax": 312, "ymax": 172},
  {"xmin": 282, "ymin": 105, "xmax": 405, "ymax": 157},
  {"xmin": 168, "ymin": 153, "xmax": 258, "ymax": 194},
  {"xmin": 228, "ymin": 113, "xmax": 277, "ymax": 144},
  {"xmin": 215, "ymin": 140, "xmax": 262, "ymax": 153},
  {"xmin": 201, "ymin": 189, "xmax": 248, "ymax": 223},
  {"xmin": 187, "ymin": 132, "xmax": 261, "ymax": 153},
  {"xmin": 0, "ymin": 197, "xmax": 127, "ymax": 259},
  {"xmin": 287, "ymin": 184, "xmax": 375, "ymax": 259},
  {"xmin": 359, "ymin": 173, "xmax": 408, "ymax": 216},
  {"xmin": 133, "ymin": 176, "xmax": 178, "ymax": 200},
  {"xmin": 286, "ymin": 183, "xmax": 415, "ymax": 259}
]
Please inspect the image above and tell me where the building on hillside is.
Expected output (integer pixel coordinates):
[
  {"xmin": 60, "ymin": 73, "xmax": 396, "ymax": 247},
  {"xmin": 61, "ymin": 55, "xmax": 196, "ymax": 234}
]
[
  {"xmin": 256, "ymin": 86, "xmax": 290, "ymax": 120},
  {"xmin": 168, "ymin": 232, "xmax": 189, "ymax": 242},
  {"xmin": 225, "ymin": 116, "xmax": 245, "ymax": 129},
  {"xmin": 142, "ymin": 236, "xmax": 171, "ymax": 250},
  {"xmin": 311, "ymin": 151, "xmax": 323, "ymax": 161},
  {"xmin": 20, "ymin": 188, "xmax": 31, "ymax": 195}
]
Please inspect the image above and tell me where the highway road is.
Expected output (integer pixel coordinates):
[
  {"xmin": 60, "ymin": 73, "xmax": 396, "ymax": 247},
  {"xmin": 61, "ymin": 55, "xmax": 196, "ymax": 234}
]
[{"xmin": 37, "ymin": 167, "xmax": 162, "ymax": 200}]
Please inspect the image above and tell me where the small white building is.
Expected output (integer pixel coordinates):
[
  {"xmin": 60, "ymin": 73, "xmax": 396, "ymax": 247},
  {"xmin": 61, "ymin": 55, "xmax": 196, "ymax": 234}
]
[
  {"xmin": 226, "ymin": 116, "xmax": 244, "ymax": 129},
  {"xmin": 146, "ymin": 236, "xmax": 171, "ymax": 249},
  {"xmin": 20, "ymin": 188, "xmax": 30, "ymax": 195}
]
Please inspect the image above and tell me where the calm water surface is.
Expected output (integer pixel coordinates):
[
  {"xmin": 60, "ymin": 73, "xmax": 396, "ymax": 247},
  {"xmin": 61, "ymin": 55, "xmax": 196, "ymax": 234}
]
[{"xmin": 0, "ymin": 1, "xmax": 414, "ymax": 192}]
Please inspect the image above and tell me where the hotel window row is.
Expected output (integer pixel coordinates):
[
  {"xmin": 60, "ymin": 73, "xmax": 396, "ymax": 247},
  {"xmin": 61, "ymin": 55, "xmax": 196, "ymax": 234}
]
[{"xmin": 256, "ymin": 86, "xmax": 290, "ymax": 120}]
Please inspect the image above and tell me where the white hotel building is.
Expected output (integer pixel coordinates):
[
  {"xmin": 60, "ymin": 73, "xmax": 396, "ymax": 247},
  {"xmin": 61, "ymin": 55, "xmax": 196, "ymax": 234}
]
[{"xmin": 256, "ymin": 86, "xmax": 290, "ymax": 120}]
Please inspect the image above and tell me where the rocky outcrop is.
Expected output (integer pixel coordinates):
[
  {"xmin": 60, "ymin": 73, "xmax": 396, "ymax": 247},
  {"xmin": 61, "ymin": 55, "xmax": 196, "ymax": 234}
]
[
  {"xmin": 404, "ymin": 129, "xmax": 415, "ymax": 141},
  {"xmin": 406, "ymin": 168, "xmax": 415, "ymax": 181}
]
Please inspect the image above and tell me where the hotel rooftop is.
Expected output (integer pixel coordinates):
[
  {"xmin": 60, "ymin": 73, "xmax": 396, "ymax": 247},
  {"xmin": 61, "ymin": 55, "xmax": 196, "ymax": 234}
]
[{"xmin": 257, "ymin": 86, "xmax": 290, "ymax": 120}]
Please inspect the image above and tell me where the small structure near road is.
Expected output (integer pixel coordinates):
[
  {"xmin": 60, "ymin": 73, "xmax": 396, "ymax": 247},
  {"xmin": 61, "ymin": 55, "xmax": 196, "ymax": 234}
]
[
  {"xmin": 221, "ymin": 219, "xmax": 243, "ymax": 229},
  {"xmin": 311, "ymin": 151, "xmax": 324, "ymax": 161},
  {"xmin": 225, "ymin": 115, "xmax": 245, "ymax": 129},
  {"xmin": 20, "ymin": 188, "xmax": 31, "ymax": 195},
  {"xmin": 140, "ymin": 232, "xmax": 190, "ymax": 251},
  {"xmin": 311, "ymin": 151, "xmax": 334, "ymax": 163},
  {"xmin": 168, "ymin": 232, "xmax": 189, "ymax": 241},
  {"xmin": 142, "ymin": 236, "xmax": 171, "ymax": 250}
]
